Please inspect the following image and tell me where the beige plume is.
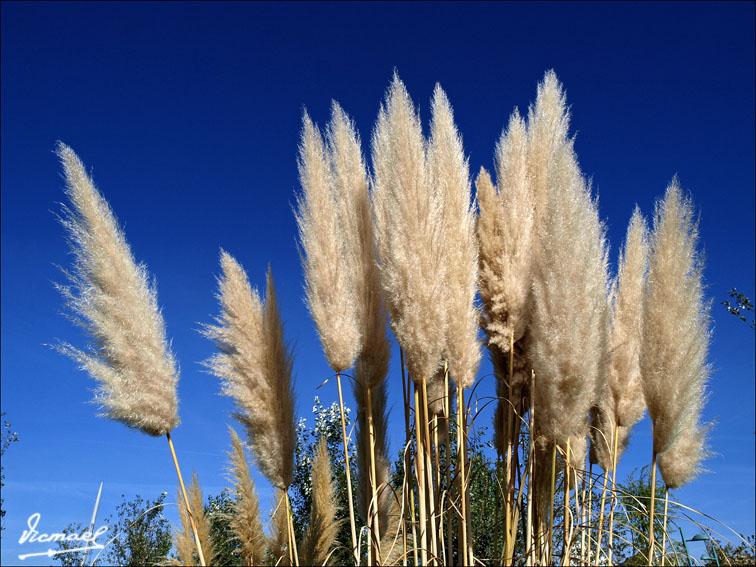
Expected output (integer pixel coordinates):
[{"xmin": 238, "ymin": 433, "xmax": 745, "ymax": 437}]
[
  {"xmin": 371, "ymin": 72, "xmax": 447, "ymax": 383},
  {"xmin": 228, "ymin": 428, "xmax": 266, "ymax": 566},
  {"xmin": 477, "ymin": 109, "xmax": 534, "ymax": 351},
  {"xmin": 296, "ymin": 112, "xmax": 361, "ymax": 371},
  {"xmin": 429, "ymin": 84, "xmax": 480, "ymax": 388},
  {"xmin": 608, "ymin": 207, "xmax": 649, "ymax": 429},
  {"xmin": 174, "ymin": 474, "xmax": 215, "ymax": 566},
  {"xmin": 301, "ymin": 439, "xmax": 342, "ymax": 566},
  {"xmin": 204, "ymin": 255, "xmax": 296, "ymax": 489},
  {"xmin": 529, "ymin": 140, "xmax": 609, "ymax": 447},
  {"xmin": 55, "ymin": 142, "xmax": 179, "ymax": 436},
  {"xmin": 641, "ymin": 180, "xmax": 710, "ymax": 460}
]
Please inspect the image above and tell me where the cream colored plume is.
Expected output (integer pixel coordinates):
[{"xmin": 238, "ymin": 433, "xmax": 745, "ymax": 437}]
[
  {"xmin": 228, "ymin": 428, "xmax": 266, "ymax": 566},
  {"xmin": 527, "ymin": 70, "xmax": 570, "ymax": 227},
  {"xmin": 657, "ymin": 423, "xmax": 708, "ymax": 489},
  {"xmin": 55, "ymin": 142, "xmax": 179, "ymax": 436},
  {"xmin": 301, "ymin": 439, "xmax": 341, "ymax": 566},
  {"xmin": 297, "ymin": 112, "xmax": 361, "ymax": 371},
  {"xmin": 608, "ymin": 207, "xmax": 649, "ymax": 429},
  {"xmin": 429, "ymin": 84, "xmax": 480, "ymax": 388},
  {"xmin": 204, "ymin": 255, "xmax": 296, "ymax": 489},
  {"xmin": 529, "ymin": 140, "xmax": 609, "ymax": 447},
  {"xmin": 641, "ymin": 181, "xmax": 710, "ymax": 458},
  {"xmin": 371, "ymin": 73, "xmax": 447, "ymax": 382},
  {"xmin": 477, "ymin": 109, "xmax": 534, "ymax": 351}
]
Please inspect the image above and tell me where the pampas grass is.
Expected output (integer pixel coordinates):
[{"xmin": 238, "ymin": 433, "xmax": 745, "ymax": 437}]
[
  {"xmin": 529, "ymin": 139, "xmax": 608, "ymax": 450},
  {"xmin": 429, "ymin": 84, "xmax": 480, "ymax": 388},
  {"xmin": 55, "ymin": 143, "xmax": 209, "ymax": 564},
  {"xmin": 301, "ymin": 439, "xmax": 342, "ymax": 566},
  {"xmin": 296, "ymin": 111, "xmax": 361, "ymax": 372},
  {"xmin": 55, "ymin": 142, "xmax": 179, "ymax": 436},
  {"xmin": 477, "ymin": 110, "xmax": 534, "ymax": 352},
  {"xmin": 641, "ymin": 180, "xmax": 710, "ymax": 563},
  {"xmin": 228, "ymin": 428, "xmax": 266, "ymax": 566},
  {"xmin": 608, "ymin": 208, "xmax": 649, "ymax": 430},
  {"xmin": 371, "ymin": 73, "xmax": 447, "ymax": 384},
  {"xmin": 204, "ymin": 254, "xmax": 296, "ymax": 491}
]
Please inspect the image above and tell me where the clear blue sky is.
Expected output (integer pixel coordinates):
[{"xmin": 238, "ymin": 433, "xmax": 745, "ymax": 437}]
[{"xmin": 2, "ymin": 1, "xmax": 754, "ymax": 564}]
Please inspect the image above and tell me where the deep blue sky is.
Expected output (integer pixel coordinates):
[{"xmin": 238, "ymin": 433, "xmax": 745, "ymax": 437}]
[{"xmin": 2, "ymin": 2, "xmax": 754, "ymax": 564}]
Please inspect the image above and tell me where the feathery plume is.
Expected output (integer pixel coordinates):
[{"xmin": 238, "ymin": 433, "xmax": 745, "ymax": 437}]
[
  {"xmin": 175, "ymin": 475, "xmax": 215, "ymax": 566},
  {"xmin": 228, "ymin": 428, "xmax": 266, "ymax": 566},
  {"xmin": 301, "ymin": 439, "xmax": 341, "ymax": 566},
  {"xmin": 429, "ymin": 84, "xmax": 480, "ymax": 387},
  {"xmin": 641, "ymin": 180, "xmax": 710, "ymax": 458},
  {"xmin": 529, "ymin": 139, "xmax": 609, "ymax": 448},
  {"xmin": 477, "ymin": 108, "xmax": 534, "ymax": 351},
  {"xmin": 527, "ymin": 70, "xmax": 570, "ymax": 227},
  {"xmin": 55, "ymin": 142, "xmax": 179, "ymax": 436},
  {"xmin": 205, "ymin": 255, "xmax": 296, "ymax": 489},
  {"xmin": 371, "ymin": 73, "xmax": 447, "ymax": 382},
  {"xmin": 657, "ymin": 424, "xmax": 708, "ymax": 489},
  {"xmin": 608, "ymin": 207, "xmax": 649, "ymax": 429},
  {"xmin": 296, "ymin": 112, "xmax": 361, "ymax": 371}
]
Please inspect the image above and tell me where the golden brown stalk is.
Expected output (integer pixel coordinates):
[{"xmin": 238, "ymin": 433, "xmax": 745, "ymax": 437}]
[
  {"xmin": 336, "ymin": 372, "xmax": 359, "ymax": 565},
  {"xmin": 270, "ymin": 489, "xmax": 291, "ymax": 566},
  {"xmin": 649, "ymin": 452, "xmax": 658, "ymax": 566},
  {"xmin": 228, "ymin": 429, "xmax": 266, "ymax": 566},
  {"xmin": 563, "ymin": 440, "xmax": 572, "ymax": 567},
  {"xmin": 301, "ymin": 439, "xmax": 342, "ymax": 566},
  {"xmin": 660, "ymin": 488, "xmax": 670, "ymax": 566},
  {"xmin": 414, "ymin": 383, "xmax": 429, "ymax": 567},
  {"xmin": 457, "ymin": 386, "xmax": 469, "ymax": 566}
]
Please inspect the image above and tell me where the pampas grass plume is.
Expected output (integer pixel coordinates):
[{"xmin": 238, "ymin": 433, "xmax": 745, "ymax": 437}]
[
  {"xmin": 55, "ymin": 142, "xmax": 179, "ymax": 436},
  {"xmin": 429, "ymin": 84, "xmax": 480, "ymax": 387},
  {"xmin": 529, "ymin": 139, "xmax": 609, "ymax": 447},
  {"xmin": 371, "ymin": 73, "xmax": 447, "ymax": 382},
  {"xmin": 205, "ymin": 255, "xmax": 296, "ymax": 489},
  {"xmin": 641, "ymin": 180, "xmax": 710, "ymax": 458},
  {"xmin": 228, "ymin": 428, "xmax": 266, "ymax": 566},
  {"xmin": 301, "ymin": 439, "xmax": 341, "ymax": 566},
  {"xmin": 297, "ymin": 112, "xmax": 361, "ymax": 371},
  {"xmin": 608, "ymin": 207, "xmax": 649, "ymax": 429},
  {"xmin": 477, "ymin": 109, "xmax": 534, "ymax": 351},
  {"xmin": 175, "ymin": 474, "xmax": 215, "ymax": 566}
]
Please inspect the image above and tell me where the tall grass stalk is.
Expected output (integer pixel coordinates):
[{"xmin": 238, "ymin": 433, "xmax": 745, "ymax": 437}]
[
  {"xmin": 336, "ymin": 372, "xmax": 360, "ymax": 564},
  {"xmin": 414, "ymin": 383, "xmax": 429, "ymax": 566},
  {"xmin": 457, "ymin": 386, "xmax": 469, "ymax": 566},
  {"xmin": 607, "ymin": 425, "xmax": 620, "ymax": 565},
  {"xmin": 660, "ymin": 488, "xmax": 670, "ymax": 566},
  {"xmin": 563, "ymin": 439, "xmax": 572, "ymax": 566},
  {"xmin": 167, "ymin": 433, "xmax": 207, "ymax": 566},
  {"xmin": 648, "ymin": 451, "xmax": 658, "ymax": 566}
]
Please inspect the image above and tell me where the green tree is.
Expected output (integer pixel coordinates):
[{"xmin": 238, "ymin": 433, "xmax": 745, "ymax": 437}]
[
  {"xmin": 722, "ymin": 288, "xmax": 755, "ymax": 330},
  {"xmin": 55, "ymin": 493, "xmax": 172, "ymax": 566}
]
